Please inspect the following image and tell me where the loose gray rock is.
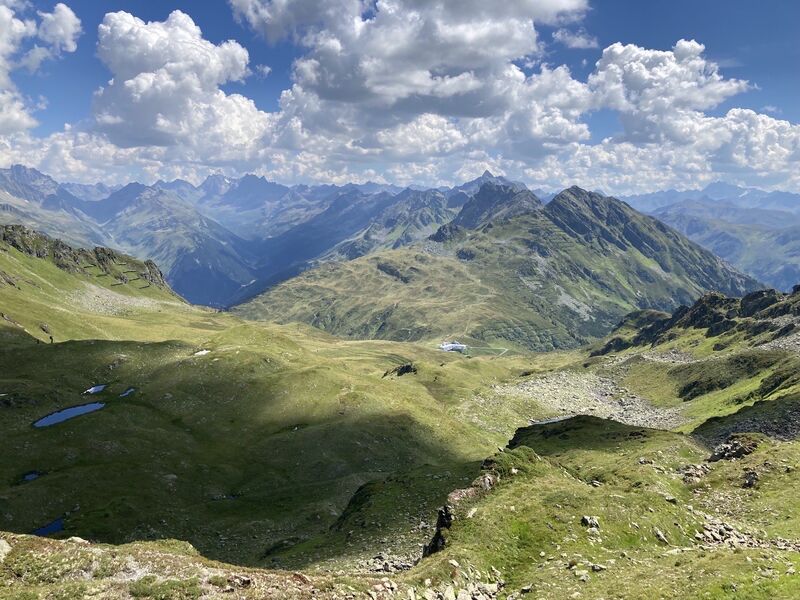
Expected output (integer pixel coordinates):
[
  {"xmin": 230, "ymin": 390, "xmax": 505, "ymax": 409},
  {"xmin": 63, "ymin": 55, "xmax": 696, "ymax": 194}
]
[
  {"xmin": 0, "ymin": 539, "xmax": 11, "ymax": 563},
  {"xmin": 581, "ymin": 515, "xmax": 600, "ymax": 529},
  {"xmin": 709, "ymin": 436, "xmax": 759, "ymax": 462},
  {"xmin": 743, "ymin": 469, "xmax": 759, "ymax": 488}
]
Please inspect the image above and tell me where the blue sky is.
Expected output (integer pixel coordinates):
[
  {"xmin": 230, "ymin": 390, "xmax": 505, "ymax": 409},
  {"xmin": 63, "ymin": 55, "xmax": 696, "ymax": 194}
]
[
  {"xmin": 1, "ymin": 0, "xmax": 799, "ymax": 193},
  {"xmin": 14, "ymin": 0, "xmax": 297, "ymax": 133}
]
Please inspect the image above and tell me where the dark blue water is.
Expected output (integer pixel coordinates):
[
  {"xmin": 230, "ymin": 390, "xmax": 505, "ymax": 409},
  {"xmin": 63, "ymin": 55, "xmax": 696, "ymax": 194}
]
[
  {"xmin": 33, "ymin": 517, "xmax": 64, "ymax": 536},
  {"xmin": 119, "ymin": 387, "xmax": 135, "ymax": 397},
  {"xmin": 23, "ymin": 471, "xmax": 41, "ymax": 481},
  {"xmin": 33, "ymin": 402, "xmax": 106, "ymax": 428}
]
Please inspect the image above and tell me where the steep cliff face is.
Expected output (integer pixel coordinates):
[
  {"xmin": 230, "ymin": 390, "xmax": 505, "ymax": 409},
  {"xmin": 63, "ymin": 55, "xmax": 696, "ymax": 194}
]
[{"xmin": 452, "ymin": 181, "xmax": 542, "ymax": 229}]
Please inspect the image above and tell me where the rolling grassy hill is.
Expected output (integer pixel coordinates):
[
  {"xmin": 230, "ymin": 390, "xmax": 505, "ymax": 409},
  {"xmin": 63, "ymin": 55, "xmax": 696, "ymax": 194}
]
[
  {"xmin": 0, "ymin": 225, "xmax": 548, "ymax": 572},
  {"xmin": 236, "ymin": 186, "xmax": 760, "ymax": 351}
]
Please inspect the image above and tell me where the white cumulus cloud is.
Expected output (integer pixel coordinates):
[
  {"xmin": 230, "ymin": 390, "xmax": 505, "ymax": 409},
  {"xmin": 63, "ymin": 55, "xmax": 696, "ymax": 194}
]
[
  {"xmin": 0, "ymin": 3, "xmax": 799, "ymax": 195},
  {"xmin": 0, "ymin": 2, "xmax": 80, "ymax": 133},
  {"xmin": 37, "ymin": 3, "xmax": 81, "ymax": 53},
  {"xmin": 588, "ymin": 40, "xmax": 750, "ymax": 142},
  {"xmin": 552, "ymin": 27, "xmax": 598, "ymax": 49},
  {"xmin": 92, "ymin": 10, "xmax": 272, "ymax": 159}
]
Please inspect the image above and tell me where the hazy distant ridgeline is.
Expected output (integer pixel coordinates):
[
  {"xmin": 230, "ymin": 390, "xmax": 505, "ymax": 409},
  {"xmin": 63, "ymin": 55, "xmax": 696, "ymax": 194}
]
[
  {"xmin": 1, "ymin": 164, "xmax": 787, "ymax": 324},
  {"xmin": 621, "ymin": 184, "xmax": 800, "ymax": 291}
]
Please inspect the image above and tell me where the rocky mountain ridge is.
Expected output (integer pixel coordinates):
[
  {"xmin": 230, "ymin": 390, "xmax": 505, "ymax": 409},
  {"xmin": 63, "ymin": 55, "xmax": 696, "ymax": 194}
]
[
  {"xmin": 0, "ymin": 224, "xmax": 170, "ymax": 290},
  {"xmin": 237, "ymin": 186, "xmax": 760, "ymax": 350},
  {"xmin": 4, "ymin": 163, "xmax": 792, "ymax": 312},
  {"xmin": 0, "ymin": 166, "xmax": 530, "ymax": 306}
]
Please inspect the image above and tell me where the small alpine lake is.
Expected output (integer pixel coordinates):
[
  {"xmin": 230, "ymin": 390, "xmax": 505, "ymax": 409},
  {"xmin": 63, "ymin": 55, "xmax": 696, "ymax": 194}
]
[
  {"xmin": 32, "ymin": 517, "xmax": 64, "ymax": 537},
  {"xmin": 32, "ymin": 402, "xmax": 106, "ymax": 428}
]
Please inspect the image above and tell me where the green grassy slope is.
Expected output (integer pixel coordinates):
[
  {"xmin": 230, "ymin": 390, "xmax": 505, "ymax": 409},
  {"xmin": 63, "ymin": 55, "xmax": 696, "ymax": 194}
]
[
  {"xmin": 236, "ymin": 187, "xmax": 759, "ymax": 351},
  {"xmin": 2, "ymin": 230, "xmax": 799, "ymax": 600},
  {"xmin": 387, "ymin": 288, "xmax": 800, "ymax": 599},
  {"xmin": 0, "ymin": 227, "xmax": 547, "ymax": 572},
  {"xmin": 407, "ymin": 417, "xmax": 800, "ymax": 600},
  {"xmin": 589, "ymin": 288, "xmax": 800, "ymax": 439},
  {"xmin": 0, "ymin": 225, "xmax": 189, "ymax": 342}
]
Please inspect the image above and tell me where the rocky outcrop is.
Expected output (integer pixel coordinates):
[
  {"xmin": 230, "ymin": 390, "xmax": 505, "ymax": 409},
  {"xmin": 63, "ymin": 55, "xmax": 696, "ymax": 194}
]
[
  {"xmin": 376, "ymin": 262, "xmax": 412, "ymax": 283},
  {"xmin": 693, "ymin": 514, "xmax": 800, "ymax": 552},
  {"xmin": 428, "ymin": 222, "xmax": 465, "ymax": 243},
  {"xmin": 422, "ymin": 468, "xmax": 501, "ymax": 557},
  {"xmin": 383, "ymin": 363, "xmax": 417, "ymax": 378},
  {"xmin": 708, "ymin": 434, "xmax": 760, "ymax": 462},
  {"xmin": 600, "ymin": 287, "xmax": 800, "ymax": 352},
  {"xmin": 0, "ymin": 224, "xmax": 170, "ymax": 290}
]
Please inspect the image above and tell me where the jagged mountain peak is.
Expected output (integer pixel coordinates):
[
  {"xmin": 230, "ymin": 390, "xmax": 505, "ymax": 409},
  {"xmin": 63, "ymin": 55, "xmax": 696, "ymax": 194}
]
[
  {"xmin": 450, "ymin": 170, "xmax": 529, "ymax": 198},
  {"xmin": 546, "ymin": 186, "xmax": 643, "ymax": 228},
  {"xmin": 7, "ymin": 164, "xmax": 49, "ymax": 180},
  {"xmin": 0, "ymin": 164, "xmax": 61, "ymax": 202},
  {"xmin": 452, "ymin": 180, "xmax": 542, "ymax": 229},
  {"xmin": 116, "ymin": 182, "xmax": 149, "ymax": 195},
  {"xmin": 549, "ymin": 185, "xmax": 609, "ymax": 205},
  {"xmin": 215, "ymin": 174, "xmax": 290, "ymax": 210},
  {"xmin": 198, "ymin": 173, "xmax": 234, "ymax": 199},
  {"xmin": 240, "ymin": 171, "xmax": 760, "ymax": 351},
  {"xmin": 201, "ymin": 173, "xmax": 232, "ymax": 186}
]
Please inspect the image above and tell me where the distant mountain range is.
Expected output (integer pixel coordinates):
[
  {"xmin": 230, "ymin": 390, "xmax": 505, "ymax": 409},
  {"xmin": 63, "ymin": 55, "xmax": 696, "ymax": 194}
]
[
  {"xmin": 621, "ymin": 183, "xmax": 800, "ymax": 291},
  {"xmin": 236, "ymin": 185, "xmax": 759, "ymax": 350},
  {"xmin": 622, "ymin": 182, "xmax": 800, "ymax": 214},
  {"xmin": 0, "ymin": 166, "xmax": 524, "ymax": 305},
  {"xmin": 0, "ymin": 166, "xmax": 259, "ymax": 306},
  {"xmin": 2, "ymin": 164, "xmax": 794, "ymax": 318}
]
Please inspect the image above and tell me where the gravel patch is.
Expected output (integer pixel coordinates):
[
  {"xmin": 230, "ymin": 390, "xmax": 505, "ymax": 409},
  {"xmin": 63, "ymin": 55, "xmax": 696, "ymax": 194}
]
[
  {"xmin": 496, "ymin": 370, "xmax": 687, "ymax": 430},
  {"xmin": 67, "ymin": 283, "xmax": 182, "ymax": 316}
]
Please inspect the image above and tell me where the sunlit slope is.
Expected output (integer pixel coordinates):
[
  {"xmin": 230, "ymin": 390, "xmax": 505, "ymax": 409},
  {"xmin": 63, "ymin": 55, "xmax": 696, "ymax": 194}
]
[
  {"xmin": 406, "ymin": 417, "xmax": 800, "ymax": 599},
  {"xmin": 237, "ymin": 187, "xmax": 759, "ymax": 351},
  {"xmin": 0, "ymin": 224, "xmax": 194, "ymax": 341},
  {"xmin": 389, "ymin": 288, "xmax": 800, "ymax": 598},
  {"xmin": 589, "ymin": 288, "xmax": 800, "ymax": 440}
]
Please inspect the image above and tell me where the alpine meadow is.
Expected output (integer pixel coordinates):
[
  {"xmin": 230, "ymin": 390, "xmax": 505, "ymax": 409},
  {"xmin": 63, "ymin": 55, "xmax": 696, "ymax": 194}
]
[{"xmin": 1, "ymin": 2, "xmax": 800, "ymax": 599}]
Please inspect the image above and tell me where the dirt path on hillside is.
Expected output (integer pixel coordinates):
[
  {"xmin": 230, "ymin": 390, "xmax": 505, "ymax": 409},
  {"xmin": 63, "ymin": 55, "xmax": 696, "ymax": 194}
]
[{"xmin": 495, "ymin": 370, "xmax": 687, "ymax": 430}]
